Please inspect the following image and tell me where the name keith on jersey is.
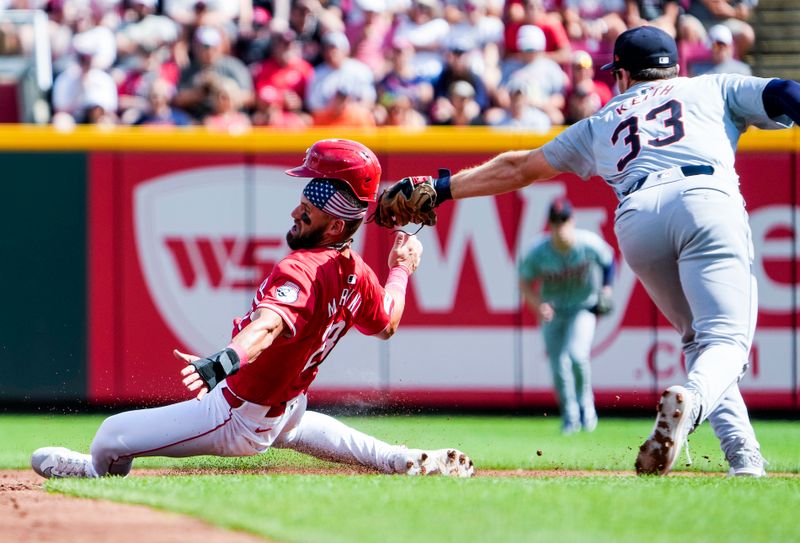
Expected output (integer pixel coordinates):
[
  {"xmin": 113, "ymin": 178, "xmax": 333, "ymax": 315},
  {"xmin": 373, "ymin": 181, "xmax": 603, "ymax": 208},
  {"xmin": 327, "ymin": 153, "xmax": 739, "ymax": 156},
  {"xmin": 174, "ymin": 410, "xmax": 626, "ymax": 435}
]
[{"xmin": 615, "ymin": 83, "xmax": 675, "ymax": 115}]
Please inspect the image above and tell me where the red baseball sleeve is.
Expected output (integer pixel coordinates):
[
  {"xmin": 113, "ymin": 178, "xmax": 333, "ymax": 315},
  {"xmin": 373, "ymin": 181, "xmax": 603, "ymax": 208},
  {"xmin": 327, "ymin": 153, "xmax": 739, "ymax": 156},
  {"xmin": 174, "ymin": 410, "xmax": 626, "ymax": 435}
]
[{"xmin": 256, "ymin": 257, "xmax": 316, "ymax": 338}]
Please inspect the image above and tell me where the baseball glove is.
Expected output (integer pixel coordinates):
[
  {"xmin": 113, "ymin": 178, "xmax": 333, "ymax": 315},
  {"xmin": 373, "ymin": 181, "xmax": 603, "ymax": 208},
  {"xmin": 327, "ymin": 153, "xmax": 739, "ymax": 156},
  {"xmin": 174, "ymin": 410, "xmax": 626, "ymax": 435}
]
[
  {"xmin": 368, "ymin": 176, "xmax": 438, "ymax": 228},
  {"xmin": 589, "ymin": 291, "xmax": 614, "ymax": 316}
]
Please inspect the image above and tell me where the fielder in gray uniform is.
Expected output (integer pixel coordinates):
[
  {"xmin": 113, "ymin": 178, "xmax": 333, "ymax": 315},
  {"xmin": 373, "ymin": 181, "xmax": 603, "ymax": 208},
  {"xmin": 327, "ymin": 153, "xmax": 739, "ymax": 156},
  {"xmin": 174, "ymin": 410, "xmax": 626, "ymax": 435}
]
[
  {"xmin": 378, "ymin": 25, "xmax": 800, "ymax": 476},
  {"xmin": 519, "ymin": 197, "xmax": 615, "ymax": 434}
]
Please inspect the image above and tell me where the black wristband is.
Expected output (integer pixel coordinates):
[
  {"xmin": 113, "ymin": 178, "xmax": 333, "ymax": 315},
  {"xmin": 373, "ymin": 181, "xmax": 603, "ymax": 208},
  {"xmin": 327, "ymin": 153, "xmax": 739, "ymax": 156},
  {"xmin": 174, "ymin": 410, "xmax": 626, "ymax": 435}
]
[
  {"xmin": 434, "ymin": 168, "xmax": 452, "ymax": 206},
  {"xmin": 190, "ymin": 348, "xmax": 241, "ymax": 392}
]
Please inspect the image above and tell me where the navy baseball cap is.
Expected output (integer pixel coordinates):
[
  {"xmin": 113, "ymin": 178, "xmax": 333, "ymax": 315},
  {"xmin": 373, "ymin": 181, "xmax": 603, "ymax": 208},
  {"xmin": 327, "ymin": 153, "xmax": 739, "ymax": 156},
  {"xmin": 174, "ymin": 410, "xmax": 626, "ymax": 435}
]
[
  {"xmin": 601, "ymin": 26, "xmax": 678, "ymax": 72},
  {"xmin": 548, "ymin": 197, "xmax": 573, "ymax": 223}
]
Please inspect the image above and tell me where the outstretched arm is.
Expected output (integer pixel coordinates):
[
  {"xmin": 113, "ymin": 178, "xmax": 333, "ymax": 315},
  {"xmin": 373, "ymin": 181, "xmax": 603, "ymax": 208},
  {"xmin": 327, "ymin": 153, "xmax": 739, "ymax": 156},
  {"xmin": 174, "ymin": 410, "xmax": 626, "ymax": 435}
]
[
  {"xmin": 447, "ymin": 148, "xmax": 561, "ymax": 201},
  {"xmin": 175, "ymin": 308, "xmax": 285, "ymax": 399},
  {"xmin": 371, "ymin": 148, "xmax": 563, "ymax": 229}
]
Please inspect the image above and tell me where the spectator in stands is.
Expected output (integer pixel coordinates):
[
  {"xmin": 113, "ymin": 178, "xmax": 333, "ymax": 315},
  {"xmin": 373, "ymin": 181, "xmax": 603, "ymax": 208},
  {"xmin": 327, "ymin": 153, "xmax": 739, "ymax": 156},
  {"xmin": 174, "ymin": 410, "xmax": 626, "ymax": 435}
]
[
  {"xmin": 115, "ymin": 43, "xmax": 181, "ymax": 124},
  {"xmin": 312, "ymin": 85, "xmax": 376, "ymax": 127},
  {"xmin": 391, "ymin": 0, "xmax": 451, "ymax": 82},
  {"xmin": 117, "ymin": 0, "xmax": 180, "ymax": 56},
  {"xmin": 82, "ymin": 101, "xmax": 119, "ymax": 126},
  {"xmin": 163, "ymin": 0, "xmax": 242, "ymax": 28},
  {"xmin": 252, "ymin": 29, "xmax": 313, "ymax": 118},
  {"xmin": 430, "ymin": 80, "xmax": 484, "ymax": 125},
  {"xmin": 305, "ymin": 30, "xmax": 375, "ymax": 113},
  {"xmin": 251, "ymin": 85, "xmax": 311, "ymax": 128},
  {"xmin": 288, "ymin": 0, "xmax": 344, "ymax": 66},
  {"xmin": 624, "ymin": 0, "xmax": 680, "ymax": 37},
  {"xmin": 561, "ymin": 0, "xmax": 627, "ymax": 56},
  {"xmin": 564, "ymin": 49, "xmax": 612, "ymax": 123},
  {"xmin": 45, "ymin": 1, "xmax": 75, "ymax": 74},
  {"xmin": 378, "ymin": 39, "xmax": 434, "ymax": 113},
  {"xmin": 487, "ymin": 80, "xmax": 551, "ymax": 131},
  {"xmin": 377, "ymin": 91, "xmax": 428, "ymax": 127},
  {"xmin": 204, "ymin": 76, "xmax": 252, "ymax": 132},
  {"xmin": 235, "ymin": 4, "xmax": 274, "ymax": 65},
  {"xmin": 501, "ymin": 24, "xmax": 567, "ymax": 125},
  {"xmin": 446, "ymin": 0, "xmax": 505, "ymax": 98},
  {"xmin": 433, "ymin": 35, "xmax": 490, "ymax": 111},
  {"xmin": 134, "ymin": 77, "xmax": 193, "ymax": 126},
  {"xmin": 72, "ymin": 25, "xmax": 117, "ymax": 71},
  {"xmin": 693, "ymin": 23, "xmax": 752, "ymax": 76},
  {"xmin": 173, "ymin": 25, "xmax": 253, "ymax": 121},
  {"xmin": 448, "ymin": 0, "xmax": 505, "ymax": 49},
  {"xmin": 505, "ymin": 0, "xmax": 572, "ymax": 65},
  {"xmin": 52, "ymin": 35, "xmax": 118, "ymax": 125},
  {"xmin": 685, "ymin": 0, "xmax": 756, "ymax": 59},
  {"xmin": 345, "ymin": 0, "xmax": 393, "ymax": 79}
]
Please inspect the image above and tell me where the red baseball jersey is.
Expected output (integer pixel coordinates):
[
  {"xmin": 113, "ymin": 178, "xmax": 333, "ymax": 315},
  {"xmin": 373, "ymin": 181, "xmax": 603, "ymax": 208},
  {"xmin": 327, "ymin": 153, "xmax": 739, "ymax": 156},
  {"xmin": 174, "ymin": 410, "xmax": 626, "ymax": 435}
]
[{"xmin": 225, "ymin": 247, "xmax": 393, "ymax": 405}]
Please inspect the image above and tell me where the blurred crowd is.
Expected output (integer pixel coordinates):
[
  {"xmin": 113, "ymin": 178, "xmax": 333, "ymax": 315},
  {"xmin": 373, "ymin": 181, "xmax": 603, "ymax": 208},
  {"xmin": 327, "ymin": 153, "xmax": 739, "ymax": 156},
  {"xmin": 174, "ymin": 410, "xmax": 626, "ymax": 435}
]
[{"xmin": 0, "ymin": 0, "xmax": 758, "ymax": 130}]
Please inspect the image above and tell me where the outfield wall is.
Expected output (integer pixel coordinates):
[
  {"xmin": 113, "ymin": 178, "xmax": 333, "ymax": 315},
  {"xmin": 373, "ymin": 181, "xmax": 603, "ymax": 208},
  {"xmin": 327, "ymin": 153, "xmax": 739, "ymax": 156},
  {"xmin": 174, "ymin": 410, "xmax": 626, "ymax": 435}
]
[{"xmin": 0, "ymin": 126, "xmax": 797, "ymax": 411}]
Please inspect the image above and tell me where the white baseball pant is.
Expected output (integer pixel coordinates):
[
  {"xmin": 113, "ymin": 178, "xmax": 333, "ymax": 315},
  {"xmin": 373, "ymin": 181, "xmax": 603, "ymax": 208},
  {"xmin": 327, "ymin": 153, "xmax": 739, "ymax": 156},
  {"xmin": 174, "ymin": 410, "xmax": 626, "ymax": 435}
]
[{"xmin": 90, "ymin": 382, "xmax": 405, "ymax": 476}]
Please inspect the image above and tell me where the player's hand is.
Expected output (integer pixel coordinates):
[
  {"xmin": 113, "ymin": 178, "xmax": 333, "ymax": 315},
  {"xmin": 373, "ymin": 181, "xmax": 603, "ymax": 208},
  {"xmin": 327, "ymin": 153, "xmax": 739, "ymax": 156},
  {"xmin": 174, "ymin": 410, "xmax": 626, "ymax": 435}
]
[
  {"xmin": 538, "ymin": 303, "xmax": 554, "ymax": 323},
  {"xmin": 174, "ymin": 349, "xmax": 209, "ymax": 401},
  {"xmin": 388, "ymin": 231, "xmax": 423, "ymax": 274}
]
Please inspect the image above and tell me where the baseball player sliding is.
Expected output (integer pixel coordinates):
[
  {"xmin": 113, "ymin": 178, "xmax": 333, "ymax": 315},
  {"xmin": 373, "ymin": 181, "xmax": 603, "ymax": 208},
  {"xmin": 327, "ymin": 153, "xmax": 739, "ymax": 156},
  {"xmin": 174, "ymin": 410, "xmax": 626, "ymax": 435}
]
[
  {"xmin": 31, "ymin": 139, "xmax": 474, "ymax": 480},
  {"xmin": 371, "ymin": 26, "xmax": 800, "ymax": 476},
  {"xmin": 519, "ymin": 197, "xmax": 615, "ymax": 435}
]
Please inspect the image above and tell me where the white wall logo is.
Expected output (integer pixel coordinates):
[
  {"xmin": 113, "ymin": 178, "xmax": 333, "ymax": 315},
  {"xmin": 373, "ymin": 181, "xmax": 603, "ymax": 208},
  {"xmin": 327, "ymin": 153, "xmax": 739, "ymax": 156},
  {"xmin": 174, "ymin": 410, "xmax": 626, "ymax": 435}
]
[
  {"xmin": 276, "ymin": 282, "xmax": 299, "ymax": 303},
  {"xmin": 134, "ymin": 165, "xmax": 366, "ymax": 355}
]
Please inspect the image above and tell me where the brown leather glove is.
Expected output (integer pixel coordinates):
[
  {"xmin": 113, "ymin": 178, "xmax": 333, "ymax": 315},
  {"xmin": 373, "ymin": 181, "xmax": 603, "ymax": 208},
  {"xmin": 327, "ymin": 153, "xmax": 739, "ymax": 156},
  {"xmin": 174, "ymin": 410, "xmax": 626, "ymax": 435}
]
[{"xmin": 368, "ymin": 176, "xmax": 438, "ymax": 228}]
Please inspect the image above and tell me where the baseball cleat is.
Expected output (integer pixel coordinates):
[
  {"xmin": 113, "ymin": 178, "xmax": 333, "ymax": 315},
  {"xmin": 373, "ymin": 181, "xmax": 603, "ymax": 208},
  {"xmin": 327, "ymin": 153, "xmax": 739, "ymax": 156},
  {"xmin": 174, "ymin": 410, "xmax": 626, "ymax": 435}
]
[
  {"xmin": 31, "ymin": 446, "xmax": 98, "ymax": 479},
  {"xmin": 398, "ymin": 448, "xmax": 475, "ymax": 477},
  {"xmin": 727, "ymin": 448, "xmax": 767, "ymax": 477},
  {"xmin": 581, "ymin": 410, "xmax": 598, "ymax": 433},
  {"xmin": 635, "ymin": 386, "xmax": 695, "ymax": 476}
]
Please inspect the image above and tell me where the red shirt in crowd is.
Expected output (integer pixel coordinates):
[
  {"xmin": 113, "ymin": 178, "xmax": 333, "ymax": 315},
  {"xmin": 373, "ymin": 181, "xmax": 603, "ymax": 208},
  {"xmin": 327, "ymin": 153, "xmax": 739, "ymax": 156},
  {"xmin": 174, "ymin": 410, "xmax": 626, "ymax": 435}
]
[
  {"xmin": 253, "ymin": 57, "xmax": 314, "ymax": 103},
  {"xmin": 225, "ymin": 248, "xmax": 392, "ymax": 405}
]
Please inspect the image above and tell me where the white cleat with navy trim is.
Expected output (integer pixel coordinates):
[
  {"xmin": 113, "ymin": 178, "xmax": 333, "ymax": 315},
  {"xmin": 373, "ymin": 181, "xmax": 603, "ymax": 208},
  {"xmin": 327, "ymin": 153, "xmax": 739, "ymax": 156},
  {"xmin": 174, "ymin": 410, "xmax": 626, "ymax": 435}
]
[{"xmin": 31, "ymin": 447, "xmax": 98, "ymax": 479}]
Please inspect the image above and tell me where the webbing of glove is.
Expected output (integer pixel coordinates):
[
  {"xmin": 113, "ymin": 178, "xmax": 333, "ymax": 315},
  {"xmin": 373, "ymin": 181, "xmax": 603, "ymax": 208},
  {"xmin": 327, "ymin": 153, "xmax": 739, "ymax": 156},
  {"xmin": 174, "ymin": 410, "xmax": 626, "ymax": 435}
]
[
  {"xmin": 405, "ymin": 179, "xmax": 438, "ymax": 226},
  {"xmin": 191, "ymin": 348, "xmax": 242, "ymax": 392}
]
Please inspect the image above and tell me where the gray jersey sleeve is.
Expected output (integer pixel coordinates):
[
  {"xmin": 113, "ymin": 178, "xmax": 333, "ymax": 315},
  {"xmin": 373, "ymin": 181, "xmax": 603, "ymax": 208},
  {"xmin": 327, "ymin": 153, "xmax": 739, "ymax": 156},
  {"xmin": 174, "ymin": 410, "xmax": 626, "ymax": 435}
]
[
  {"xmin": 541, "ymin": 119, "xmax": 596, "ymax": 179},
  {"xmin": 718, "ymin": 74, "xmax": 793, "ymax": 130}
]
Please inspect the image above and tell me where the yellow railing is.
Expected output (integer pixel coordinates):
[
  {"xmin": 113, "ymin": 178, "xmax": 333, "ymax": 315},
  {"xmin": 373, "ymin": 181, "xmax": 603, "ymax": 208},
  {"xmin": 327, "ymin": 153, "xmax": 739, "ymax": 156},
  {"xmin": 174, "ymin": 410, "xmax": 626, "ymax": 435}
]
[{"xmin": 0, "ymin": 124, "xmax": 794, "ymax": 152}]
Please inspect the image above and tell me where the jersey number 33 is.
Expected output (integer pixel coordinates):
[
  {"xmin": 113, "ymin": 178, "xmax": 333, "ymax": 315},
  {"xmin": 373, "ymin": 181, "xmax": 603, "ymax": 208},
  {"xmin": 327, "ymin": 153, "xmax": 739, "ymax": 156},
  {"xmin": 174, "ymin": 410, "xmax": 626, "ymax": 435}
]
[{"xmin": 611, "ymin": 99, "xmax": 685, "ymax": 171}]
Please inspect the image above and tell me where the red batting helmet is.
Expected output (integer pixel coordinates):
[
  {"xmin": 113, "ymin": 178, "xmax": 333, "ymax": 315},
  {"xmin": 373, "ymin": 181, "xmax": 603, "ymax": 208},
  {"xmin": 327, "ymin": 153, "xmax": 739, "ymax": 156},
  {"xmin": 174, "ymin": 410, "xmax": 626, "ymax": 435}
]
[{"xmin": 285, "ymin": 139, "xmax": 382, "ymax": 203}]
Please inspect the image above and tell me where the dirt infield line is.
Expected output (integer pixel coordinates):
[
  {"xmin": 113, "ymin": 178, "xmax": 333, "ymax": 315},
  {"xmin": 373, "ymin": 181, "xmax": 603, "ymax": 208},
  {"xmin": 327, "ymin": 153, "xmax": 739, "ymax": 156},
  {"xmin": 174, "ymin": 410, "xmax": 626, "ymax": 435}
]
[{"xmin": 0, "ymin": 470, "xmax": 271, "ymax": 543}]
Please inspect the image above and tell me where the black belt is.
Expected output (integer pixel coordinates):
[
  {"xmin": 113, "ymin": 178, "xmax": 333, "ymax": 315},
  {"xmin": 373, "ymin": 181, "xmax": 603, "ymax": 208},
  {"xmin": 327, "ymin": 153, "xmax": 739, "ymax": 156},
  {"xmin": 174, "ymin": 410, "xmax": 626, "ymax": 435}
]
[{"xmin": 622, "ymin": 165, "xmax": 715, "ymax": 197}]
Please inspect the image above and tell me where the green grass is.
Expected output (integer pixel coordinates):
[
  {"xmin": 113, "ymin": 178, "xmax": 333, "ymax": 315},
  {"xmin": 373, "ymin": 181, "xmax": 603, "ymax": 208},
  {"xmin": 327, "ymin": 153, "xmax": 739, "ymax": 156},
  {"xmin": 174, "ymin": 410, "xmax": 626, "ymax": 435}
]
[{"xmin": 3, "ymin": 414, "xmax": 800, "ymax": 542}]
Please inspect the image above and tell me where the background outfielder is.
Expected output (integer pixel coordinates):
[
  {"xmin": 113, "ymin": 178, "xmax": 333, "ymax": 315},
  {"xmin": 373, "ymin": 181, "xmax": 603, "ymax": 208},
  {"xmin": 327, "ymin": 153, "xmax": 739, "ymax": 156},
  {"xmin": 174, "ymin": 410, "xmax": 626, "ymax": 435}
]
[
  {"xmin": 519, "ymin": 197, "xmax": 615, "ymax": 434},
  {"xmin": 31, "ymin": 139, "xmax": 474, "ymax": 480},
  {"xmin": 374, "ymin": 26, "xmax": 800, "ymax": 476}
]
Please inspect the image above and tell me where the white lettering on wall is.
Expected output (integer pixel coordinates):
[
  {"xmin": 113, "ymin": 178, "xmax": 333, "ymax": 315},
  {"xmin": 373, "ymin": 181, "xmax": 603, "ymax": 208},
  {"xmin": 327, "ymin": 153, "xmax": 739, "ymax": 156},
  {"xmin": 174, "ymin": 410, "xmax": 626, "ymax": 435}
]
[{"xmin": 749, "ymin": 206, "xmax": 799, "ymax": 312}]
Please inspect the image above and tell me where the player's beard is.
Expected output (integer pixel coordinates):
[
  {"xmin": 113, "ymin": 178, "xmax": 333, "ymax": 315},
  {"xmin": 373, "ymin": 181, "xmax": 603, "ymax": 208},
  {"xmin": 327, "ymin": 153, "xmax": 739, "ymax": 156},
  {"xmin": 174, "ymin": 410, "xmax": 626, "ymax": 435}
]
[{"xmin": 286, "ymin": 221, "xmax": 326, "ymax": 250}]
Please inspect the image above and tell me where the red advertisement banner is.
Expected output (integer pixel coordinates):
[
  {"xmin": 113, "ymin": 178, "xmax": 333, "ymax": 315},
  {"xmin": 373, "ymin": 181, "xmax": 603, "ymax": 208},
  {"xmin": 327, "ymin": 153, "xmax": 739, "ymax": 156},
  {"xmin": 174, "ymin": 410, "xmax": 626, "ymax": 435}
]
[{"xmin": 88, "ymin": 149, "xmax": 799, "ymax": 410}]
